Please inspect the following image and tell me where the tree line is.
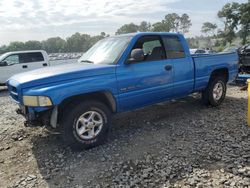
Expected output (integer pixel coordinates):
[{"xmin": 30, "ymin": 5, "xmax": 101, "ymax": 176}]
[
  {"xmin": 115, "ymin": 13, "xmax": 192, "ymax": 35},
  {"xmin": 0, "ymin": 0, "xmax": 249, "ymax": 54},
  {"xmin": 200, "ymin": 0, "xmax": 249, "ymax": 46},
  {"xmin": 0, "ymin": 13, "xmax": 192, "ymax": 54},
  {"xmin": 0, "ymin": 32, "xmax": 109, "ymax": 54}
]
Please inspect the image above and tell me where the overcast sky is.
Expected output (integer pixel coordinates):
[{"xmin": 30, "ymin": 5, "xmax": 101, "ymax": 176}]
[{"xmin": 0, "ymin": 0, "xmax": 247, "ymax": 45}]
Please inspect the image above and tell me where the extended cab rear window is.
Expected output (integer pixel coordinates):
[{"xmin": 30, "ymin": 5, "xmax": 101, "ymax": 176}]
[
  {"xmin": 162, "ymin": 36, "xmax": 185, "ymax": 59},
  {"xmin": 19, "ymin": 52, "xmax": 44, "ymax": 63}
]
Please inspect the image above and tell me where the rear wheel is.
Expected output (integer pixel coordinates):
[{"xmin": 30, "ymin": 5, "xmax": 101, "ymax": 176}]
[
  {"xmin": 61, "ymin": 100, "xmax": 111, "ymax": 150},
  {"xmin": 202, "ymin": 76, "xmax": 227, "ymax": 106}
]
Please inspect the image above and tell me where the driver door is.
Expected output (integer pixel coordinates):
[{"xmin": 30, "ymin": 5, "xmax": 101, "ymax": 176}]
[
  {"xmin": 116, "ymin": 35, "xmax": 174, "ymax": 111},
  {"xmin": 0, "ymin": 54, "xmax": 28, "ymax": 83}
]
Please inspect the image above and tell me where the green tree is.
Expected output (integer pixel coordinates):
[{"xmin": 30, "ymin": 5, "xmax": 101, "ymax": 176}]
[
  {"xmin": 116, "ymin": 23, "xmax": 139, "ymax": 34},
  {"xmin": 154, "ymin": 13, "xmax": 191, "ymax": 34},
  {"xmin": 201, "ymin": 22, "xmax": 217, "ymax": 36},
  {"xmin": 7, "ymin": 42, "xmax": 25, "ymax": 51},
  {"xmin": 152, "ymin": 21, "xmax": 171, "ymax": 32},
  {"xmin": 64, "ymin": 33, "xmax": 91, "ymax": 52},
  {"xmin": 24, "ymin": 41, "xmax": 42, "ymax": 50},
  {"xmin": 164, "ymin": 13, "xmax": 180, "ymax": 32},
  {"xmin": 89, "ymin": 33, "xmax": 107, "ymax": 47},
  {"xmin": 239, "ymin": 1, "xmax": 250, "ymax": 44},
  {"xmin": 100, "ymin": 32, "xmax": 106, "ymax": 37},
  {"xmin": 186, "ymin": 37, "xmax": 197, "ymax": 48},
  {"xmin": 218, "ymin": 2, "xmax": 241, "ymax": 44},
  {"xmin": 179, "ymin": 13, "xmax": 192, "ymax": 34},
  {"xmin": 42, "ymin": 37, "xmax": 66, "ymax": 53},
  {"xmin": 138, "ymin": 21, "xmax": 151, "ymax": 32},
  {"xmin": 0, "ymin": 45, "xmax": 8, "ymax": 54}
]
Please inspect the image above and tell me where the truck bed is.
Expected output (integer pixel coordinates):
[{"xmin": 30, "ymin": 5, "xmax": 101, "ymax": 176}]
[{"xmin": 192, "ymin": 52, "xmax": 239, "ymax": 91}]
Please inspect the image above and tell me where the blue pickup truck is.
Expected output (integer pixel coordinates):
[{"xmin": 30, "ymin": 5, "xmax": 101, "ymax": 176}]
[{"xmin": 7, "ymin": 32, "xmax": 238, "ymax": 149}]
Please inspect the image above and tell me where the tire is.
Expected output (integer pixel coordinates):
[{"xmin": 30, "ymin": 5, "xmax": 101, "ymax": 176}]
[
  {"xmin": 61, "ymin": 100, "xmax": 111, "ymax": 150},
  {"xmin": 202, "ymin": 76, "xmax": 227, "ymax": 107}
]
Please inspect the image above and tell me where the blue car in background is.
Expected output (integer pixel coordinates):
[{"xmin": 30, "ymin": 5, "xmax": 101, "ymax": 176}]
[{"xmin": 7, "ymin": 32, "xmax": 238, "ymax": 149}]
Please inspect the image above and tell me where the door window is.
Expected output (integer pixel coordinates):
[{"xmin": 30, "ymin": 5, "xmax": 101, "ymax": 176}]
[
  {"xmin": 143, "ymin": 40, "xmax": 161, "ymax": 54},
  {"xmin": 131, "ymin": 36, "xmax": 166, "ymax": 62},
  {"xmin": 2, "ymin": 55, "xmax": 20, "ymax": 66},
  {"xmin": 2, "ymin": 52, "xmax": 44, "ymax": 66},
  {"xmin": 162, "ymin": 36, "xmax": 185, "ymax": 59}
]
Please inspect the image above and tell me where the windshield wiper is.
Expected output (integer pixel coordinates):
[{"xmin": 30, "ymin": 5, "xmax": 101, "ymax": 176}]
[{"xmin": 80, "ymin": 60, "xmax": 94, "ymax": 64}]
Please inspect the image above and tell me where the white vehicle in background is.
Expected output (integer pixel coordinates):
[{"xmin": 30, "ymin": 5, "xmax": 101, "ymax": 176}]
[
  {"xmin": 0, "ymin": 50, "xmax": 78, "ymax": 85},
  {"xmin": 0, "ymin": 50, "xmax": 49, "ymax": 85},
  {"xmin": 190, "ymin": 49, "xmax": 216, "ymax": 55},
  {"xmin": 190, "ymin": 49, "xmax": 208, "ymax": 55}
]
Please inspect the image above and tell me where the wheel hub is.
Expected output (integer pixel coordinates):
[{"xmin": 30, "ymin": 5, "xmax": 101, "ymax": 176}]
[
  {"xmin": 75, "ymin": 111, "xmax": 103, "ymax": 140},
  {"xmin": 213, "ymin": 82, "xmax": 223, "ymax": 101}
]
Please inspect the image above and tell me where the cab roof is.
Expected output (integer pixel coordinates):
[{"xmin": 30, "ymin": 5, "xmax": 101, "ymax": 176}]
[{"xmin": 113, "ymin": 32, "xmax": 183, "ymax": 38}]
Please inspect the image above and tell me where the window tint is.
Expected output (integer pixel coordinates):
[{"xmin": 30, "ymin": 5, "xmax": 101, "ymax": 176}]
[
  {"xmin": 3, "ymin": 55, "xmax": 20, "ymax": 65},
  {"xmin": 19, "ymin": 52, "xmax": 44, "ymax": 63},
  {"xmin": 162, "ymin": 36, "xmax": 185, "ymax": 59},
  {"xmin": 131, "ymin": 36, "xmax": 166, "ymax": 62}
]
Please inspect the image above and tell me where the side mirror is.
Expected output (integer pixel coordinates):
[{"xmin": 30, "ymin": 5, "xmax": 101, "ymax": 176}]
[
  {"xmin": 0, "ymin": 61, "xmax": 7, "ymax": 67},
  {"xmin": 125, "ymin": 48, "xmax": 144, "ymax": 64}
]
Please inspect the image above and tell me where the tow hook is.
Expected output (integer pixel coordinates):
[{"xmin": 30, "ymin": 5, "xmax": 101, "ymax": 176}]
[
  {"xmin": 24, "ymin": 120, "xmax": 40, "ymax": 127},
  {"xmin": 24, "ymin": 119, "xmax": 43, "ymax": 127},
  {"xmin": 24, "ymin": 121, "xmax": 29, "ymax": 127},
  {"xmin": 16, "ymin": 108, "xmax": 22, "ymax": 115}
]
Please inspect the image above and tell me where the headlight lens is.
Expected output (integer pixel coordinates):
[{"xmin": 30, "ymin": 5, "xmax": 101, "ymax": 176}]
[{"xmin": 23, "ymin": 96, "xmax": 52, "ymax": 107}]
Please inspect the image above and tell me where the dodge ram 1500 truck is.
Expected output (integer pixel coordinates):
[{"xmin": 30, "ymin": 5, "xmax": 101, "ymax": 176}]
[{"xmin": 7, "ymin": 32, "xmax": 238, "ymax": 149}]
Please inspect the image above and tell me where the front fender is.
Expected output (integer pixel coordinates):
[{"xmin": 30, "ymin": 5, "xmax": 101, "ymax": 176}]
[{"xmin": 22, "ymin": 74, "xmax": 118, "ymax": 106}]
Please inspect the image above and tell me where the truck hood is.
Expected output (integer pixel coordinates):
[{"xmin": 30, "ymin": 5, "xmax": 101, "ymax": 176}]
[{"xmin": 8, "ymin": 63, "xmax": 116, "ymax": 88}]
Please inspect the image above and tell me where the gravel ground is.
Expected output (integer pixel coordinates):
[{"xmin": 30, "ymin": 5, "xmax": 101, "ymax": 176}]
[{"xmin": 0, "ymin": 85, "xmax": 250, "ymax": 188}]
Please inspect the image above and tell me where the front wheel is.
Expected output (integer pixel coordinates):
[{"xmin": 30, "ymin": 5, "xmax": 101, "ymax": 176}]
[
  {"xmin": 61, "ymin": 100, "xmax": 111, "ymax": 150},
  {"xmin": 202, "ymin": 76, "xmax": 227, "ymax": 106}
]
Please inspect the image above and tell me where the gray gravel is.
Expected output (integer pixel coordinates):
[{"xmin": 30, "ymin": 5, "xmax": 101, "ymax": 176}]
[{"xmin": 0, "ymin": 85, "xmax": 250, "ymax": 188}]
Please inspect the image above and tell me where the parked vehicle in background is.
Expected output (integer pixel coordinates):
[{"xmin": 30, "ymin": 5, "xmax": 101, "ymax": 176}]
[
  {"xmin": 190, "ymin": 48, "xmax": 215, "ymax": 55},
  {"xmin": 0, "ymin": 50, "xmax": 49, "ymax": 85},
  {"xmin": 239, "ymin": 44, "xmax": 250, "ymax": 72},
  {"xmin": 221, "ymin": 46, "xmax": 239, "ymax": 54},
  {"xmin": 0, "ymin": 50, "xmax": 77, "ymax": 85},
  {"xmin": 190, "ymin": 49, "xmax": 207, "ymax": 54},
  {"xmin": 7, "ymin": 32, "xmax": 238, "ymax": 150},
  {"xmin": 48, "ymin": 53, "xmax": 83, "ymax": 61}
]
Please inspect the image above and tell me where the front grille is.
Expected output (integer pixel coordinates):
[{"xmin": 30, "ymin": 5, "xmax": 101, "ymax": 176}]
[
  {"xmin": 8, "ymin": 85, "xmax": 19, "ymax": 102},
  {"xmin": 12, "ymin": 86, "xmax": 17, "ymax": 93}
]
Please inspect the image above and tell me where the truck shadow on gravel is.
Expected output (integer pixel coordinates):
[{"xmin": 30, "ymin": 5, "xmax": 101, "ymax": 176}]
[{"xmin": 31, "ymin": 94, "xmax": 250, "ymax": 187}]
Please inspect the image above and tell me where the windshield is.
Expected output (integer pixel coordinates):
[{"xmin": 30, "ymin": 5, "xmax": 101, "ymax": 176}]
[
  {"xmin": 0, "ymin": 54, "xmax": 5, "ymax": 61},
  {"xmin": 78, "ymin": 36, "xmax": 131, "ymax": 64}
]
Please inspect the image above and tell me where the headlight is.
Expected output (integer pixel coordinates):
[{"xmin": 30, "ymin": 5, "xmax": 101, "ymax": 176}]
[{"xmin": 23, "ymin": 96, "xmax": 52, "ymax": 107}]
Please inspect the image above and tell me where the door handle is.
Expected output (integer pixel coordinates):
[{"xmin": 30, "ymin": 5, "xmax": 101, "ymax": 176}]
[
  {"xmin": 165, "ymin": 65, "xmax": 172, "ymax": 71},
  {"xmin": 22, "ymin": 65, "xmax": 28, "ymax": 69},
  {"xmin": 43, "ymin": 63, "xmax": 48, "ymax": 67}
]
